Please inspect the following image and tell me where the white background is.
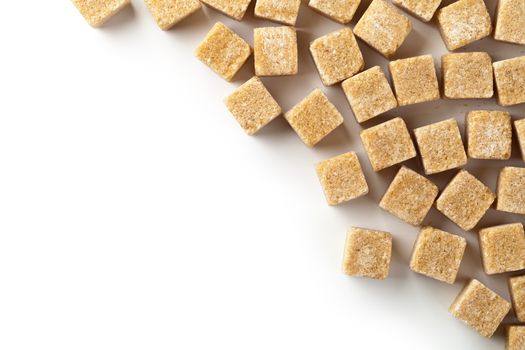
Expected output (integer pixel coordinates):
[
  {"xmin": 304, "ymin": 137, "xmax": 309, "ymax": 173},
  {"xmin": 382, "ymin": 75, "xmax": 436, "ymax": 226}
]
[{"xmin": 1, "ymin": 1, "xmax": 525, "ymax": 349}]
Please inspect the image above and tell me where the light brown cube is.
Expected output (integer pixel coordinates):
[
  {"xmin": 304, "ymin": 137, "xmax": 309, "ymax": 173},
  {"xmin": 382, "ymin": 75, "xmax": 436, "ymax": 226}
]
[
  {"xmin": 494, "ymin": 56, "xmax": 525, "ymax": 106},
  {"xmin": 144, "ymin": 0, "xmax": 201, "ymax": 30},
  {"xmin": 284, "ymin": 89, "xmax": 344, "ymax": 147},
  {"xmin": 353, "ymin": 0, "xmax": 412, "ymax": 58},
  {"xmin": 494, "ymin": 0, "xmax": 525, "ymax": 45},
  {"xmin": 254, "ymin": 26, "xmax": 298, "ymax": 77},
  {"xmin": 72, "ymin": 0, "xmax": 130, "ymax": 27},
  {"xmin": 497, "ymin": 167, "xmax": 525, "ymax": 215},
  {"xmin": 316, "ymin": 152, "xmax": 369, "ymax": 205},
  {"xmin": 342, "ymin": 66, "xmax": 398, "ymax": 123},
  {"xmin": 342, "ymin": 227, "xmax": 392, "ymax": 279},
  {"xmin": 516, "ymin": 119, "xmax": 525, "ymax": 162},
  {"xmin": 195, "ymin": 22, "xmax": 251, "ymax": 81},
  {"xmin": 389, "ymin": 55, "xmax": 440, "ymax": 106},
  {"xmin": 466, "ymin": 111, "xmax": 512, "ymax": 160},
  {"xmin": 442, "ymin": 52, "xmax": 493, "ymax": 99},
  {"xmin": 310, "ymin": 28, "xmax": 364, "ymax": 86},
  {"xmin": 436, "ymin": 170, "xmax": 495, "ymax": 231},
  {"xmin": 379, "ymin": 167, "xmax": 438, "ymax": 226},
  {"xmin": 449, "ymin": 279, "xmax": 511, "ymax": 338},
  {"xmin": 308, "ymin": 0, "xmax": 361, "ymax": 24},
  {"xmin": 479, "ymin": 223, "xmax": 525, "ymax": 274},
  {"xmin": 392, "ymin": 0, "xmax": 441, "ymax": 22},
  {"xmin": 509, "ymin": 276, "xmax": 525, "ymax": 322},
  {"xmin": 507, "ymin": 326, "xmax": 525, "ymax": 350},
  {"xmin": 200, "ymin": 0, "xmax": 252, "ymax": 20},
  {"xmin": 254, "ymin": 0, "xmax": 301, "ymax": 26},
  {"xmin": 414, "ymin": 118, "xmax": 467, "ymax": 175},
  {"xmin": 410, "ymin": 227, "xmax": 466, "ymax": 284}
]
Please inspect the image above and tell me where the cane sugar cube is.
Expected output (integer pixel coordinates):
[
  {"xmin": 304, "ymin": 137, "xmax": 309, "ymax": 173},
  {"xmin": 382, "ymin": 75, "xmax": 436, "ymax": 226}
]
[
  {"xmin": 379, "ymin": 167, "xmax": 438, "ymax": 226},
  {"xmin": 353, "ymin": 0, "xmax": 412, "ymax": 58},
  {"xmin": 392, "ymin": 0, "xmax": 441, "ymax": 22},
  {"xmin": 308, "ymin": 0, "xmax": 361, "ymax": 24},
  {"xmin": 509, "ymin": 276, "xmax": 525, "ymax": 322},
  {"xmin": 310, "ymin": 28, "xmax": 364, "ymax": 86},
  {"xmin": 342, "ymin": 227, "xmax": 392, "ymax": 279},
  {"xmin": 494, "ymin": 0, "xmax": 525, "ymax": 45},
  {"xmin": 497, "ymin": 167, "xmax": 525, "ymax": 215},
  {"xmin": 479, "ymin": 223, "xmax": 525, "ymax": 274},
  {"xmin": 507, "ymin": 326, "xmax": 525, "ymax": 350},
  {"xmin": 436, "ymin": 170, "xmax": 495, "ymax": 231},
  {"xmin": 437, "ymin": 0, "xmax": 492, "ymax": 51},
  {"xmin": 449, "ymin": 279, "xmax": 511, "ymax": 338},
  {"xmin": 144, "ymin": 0, "xmax": 201, "ymax": 29},
  {"xmin": 389, "ymin": 55, "xmax": 440, "ymax": 107},
  {"xmin": 316, "ymin": 152, "xmax": 369, "ymax": 205},
  {"xmin": 200, "ymin": 0, "xmax": 252, "ymax": 20},
  {"xmin": 410, "ymin": 227, "xmax": 466, "ymax": 284},
  {"xmin": 285, "ymin": 89, "xmax": 344, "ymax": 147},
  {"xmin": 254, "ymin": 0, "xmax": 301, "ymax": 26},
  {"xmin": 195, "ymin": 22, "xmax": 251, "ymax": 81},
  {"xmin": 72, "ymin": 0, "xmax": 130, "ymax": 27},
  {"xmin": 254, "ymin": 26, "xmax": 298, "ymax": 77},
  {"xmin": 442, "ymin": 52, "xmax": 493, "ymax": 99},
  {"xmin": 516, "ymin": 119, "xmax": 525, "ymax": 162},
  {"xmin": 494, "ymin": 56, "xmax": 525, "ymax": 106},
  {"xmin": 414, "ymin": 119, "xmax": 467, "ymax": 175},
  {"xmin": 466, "ymin": 111, "xmax": 512, "ymax": 160},
  {"xmin": 342, "ymin": 66, "xmax": 398, "ymax": 123}
]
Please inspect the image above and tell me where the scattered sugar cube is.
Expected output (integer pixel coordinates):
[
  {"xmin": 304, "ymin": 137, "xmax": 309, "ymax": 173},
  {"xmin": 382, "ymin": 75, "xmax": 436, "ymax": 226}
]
[
  {"xmin": 144, "ymin": 0, "xmax": 201, "ymax": 30},
  {"xmin": 353, "ymin": 0, "xmax": 412, "ymax": 58},
  {"xmin": 392, "ymin": 0, "xmax": 442, "ymax": 22},
  {"xmin": 509, "ymin": 276, "xmax": 525, "ymax": 322},
  {"xmin": 360, "ymin": 117, "xmax": 417, "ymax": 171},
  {"xmin": 200, "ymin": 0, "xmax": 252, "ymax": 20},
  {"xmin": 494, "ymin": 0, "xmax": 525, "ymax": 45},
  {"xmin": 254, "ymin": 26, "xmax": 298, "ymax": 77},
  {"xmin": 496, "ymin": 166, "xmax": 525, "ymax": 215},
  {"xmin": 308, "ymin": 0, "xmax": 361, "ymax": 24},
  {"xmin": 479, "ymin": 223, "xmax": 525, "ymax": 274},
  {"xmin": 466, "ymin": 110, "xmax": 512, "ymax": 160},
  {"xmin": 442, "ymin": 52, "xmax": 493, "ymax": 99},
  {"xmin": 316, "ymin": 152, "xmax": 369, "ymax": 205},
  {"xmin": 516, "ymin": 119, "xmax": 525, "ymax": 162},
  {"xmin": 72, "ymin": 0, "xmax": 130, "ymax": 27},
  {"xmin": 342, "ymin": 227, "xmax": 392, "ymax": 279},
  {"xmin": 342, "ymin": 66, "xmax": 398, "ymax": 123},
  {"xmin": 379, "ymin": 167, "xmax": 438, "ymax": 226},
  {"xmin": 284, "ymin": 89, "xmax": 344, "ymax": 147},
  {"xmin": 436, "ymin": 170, "xmax": 495, "ymax": 231},
  {"xmin": 414, "ymin": 118, "xmax": 467, "ymax": 175},
  {"xmin": 389, "ymin": 55, "xmax": 440, "ymax": 107},
  {"xmin": 507, "ymin": 326, "xmax": 525, "ymax": 350},
  {"xmin": 254, "ymin": 0, "xmax": 302, "ymax": 26},
  {"xmin": 494, "ymin": 56, "xmax": 525, "ymax": 106},
  {"xmin": 195, "ymin": 22, "xmax": 251, "ymax": 81}
]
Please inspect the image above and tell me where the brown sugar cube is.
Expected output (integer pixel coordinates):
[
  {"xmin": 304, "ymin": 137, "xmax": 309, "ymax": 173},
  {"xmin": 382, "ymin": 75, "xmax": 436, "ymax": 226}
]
[
  {"xmin": 310, "ymin": 28, "xmax": 364, "ymax": 86},
  {"xmin": 392, "ymin": 0, "xmax": 441, "ymax": 22},
  {"xmin": 316, "ymin": 152, "xmax": 369, "ymax": 205},
  {"xmin": 360, "ymin": 117, "xmax": 417, "ymax": 171},
  {"xmin": 442, "ymin": 52, "xmax": 493, "ymax": 99},
  {"xmin": 437, "ymin": 0, "xmax": 492, "ymax": 51},
  {"xmin": 449, "ymin": 279, "xmax": 511, "ymax": 338},
  {"xmin": 353, "ymin": 0, "xmax": 412, "ymax": 58},
  {"xmin": 379, "ymin": 167, "xmax": 438, "ymax": 226},
  {"xmin": 414, "ymin": 118, "xmax": 467, "ymax": 175},
  {"xmin": 200, "ymin": 0, "xmax": 252, "ymax": 21},
  {"xmin": 342, "ymin": 66, "xmax": 398, "ymax": 123},
  {"xmin": 466, "ymin": 111, "xmax": 512, "ymax": 160},
  {"xmin": 410, "ymin": 227, "xmax": 466, "ymax": 284},
  {"xmin": 509, "ymin": 276, "xmax": 525, "ymax": 322},
  {"xmin": 254, "ymin": 0, "xmax": 301, "ymax": 26},
  {"xmin": 479, "ymin": 223, "xmax": 525, "ymax": 274},
  {"xmin": 284, "ymin": 89, "xmax": 343, "ymax": 147},
  {"xmin": 389, "ymin": 55, "xmax": 440, "ymax": 107},
  {"xmin": 308, "ymin": 0, "xmax": 361, "ymax": 24},
  {"xmin": 342, "ymin": 227, "xmax": 392, "ymax": 279},
  {"xmin": 494, "ymin": 56, "xmax": 525, "ymax": 106},
  {"xmin": 497, "ymin": 167, "xmax": 525, "ymax": 215},
  {"xmin": 516, "ymin": 119, "xmax": 525, "ymax": 162},
  {"xmin": 144, "ymin": 0, "xmax": 201, "ymax": 30},
  {"xmin": 254, "ymin": 26, "xmax": 298, "ymax": 77},
  {"xmin": 436, "ymin": 170, "xmax": 495, "ymax": 231},
  {"xmin": 72, "ymin": 0, "xmax": 130, "ymax": 27},
  {"xmin": 195, "ymin": 22, "xmax": 251, "ymax": 82},
  {"xmin": 507, "ymin": 326, "xmax": 525, "ymax": 350},
  {"xmin": 494, "ymin": 0, "xmax": 525, "ymax": 45}
]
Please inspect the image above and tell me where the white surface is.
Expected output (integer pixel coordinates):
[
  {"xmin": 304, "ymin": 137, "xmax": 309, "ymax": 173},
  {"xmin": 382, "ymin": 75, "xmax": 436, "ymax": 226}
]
[{"xmin": 1, "ymin": 1, "xmax": 525, "ymax": 349}]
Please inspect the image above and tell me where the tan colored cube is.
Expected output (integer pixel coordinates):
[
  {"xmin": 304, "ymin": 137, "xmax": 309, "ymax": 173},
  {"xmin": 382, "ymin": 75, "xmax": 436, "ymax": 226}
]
[
  {"xmin": 254, "ymin": 0, "xmax": 301, "ymax": 26},
  {"xmin": 224, "ymin": 77, "xmax": 281, "ymax": 135},
  {"xmin": 72, "ymin": 0, "xmax": 130, "ymax": 27},
  {"xmin": 353, "ymin": 0, "xmax": 412, "ymax": 58},
  {"xmin": 437, "ymin": 0, "xmax": 492, "ymax": 51},
  {"xmin": 200, "ymin": 0, "xmax": 252, "ymax": 20},
  {"xmin": 379, "ymin": 167, "xmax": 438, "ymax": 226},
  {"xmin": 509, "ymin": 276, "xmax": 525, "ymax": 322},
  {"xmin": 392, "ymin": 0, "xmax": 441, "ymax": 22},
  {"xmin": 497, "ymin": 167, "xmax": 525, "ymax": 215},
  {"xmin": 494, "ymin": 56, "xmax": 525, "ymax": 106},
  {"xmin": 308, "ymin": 0, "xmax": 361, "ymax": 24},
  {"xmin": 284, "ymin": 89, "xmax": 344, "ymax": 147},
  {"xmin": 494, "ymin": 0, "xmax": 525, "ymax": 45},
  {"xmin": 479, "ymin": 223, "xmax": 525, "ymax": 274},
  {"xmin": 316, "ymin": 152, "xmax": 369, "ymax": 205},
  {"xmin": 467, "ymin": 111, "xmax": 512, "ymax": 160},
  {"xmin": 414, "ymin": 118, "xmax": 467, "ymax": 175},
  {"xmin": 389, "ymin": 55, "xmax": 440, "ymax": 107},
  {"xmin": 410, "ymin": 227, "xmax": 466, "ymax": 284},
  {"xmin": 342, "ymin": 227, "xmax": 392, "ymax": 279},
  {"xmin": 254, "ymin": 26, "xmax": 298, "ymax": 77},
  {"xmin": 442, "ymin": 52, "xmax": 493, "ymax": 99},
  {"xmin": 195, "ymin": 22, "xmax": 251, "ymax": 82},
  {"xmin": 342, "ymin": 66, "xmax": 398, "ymax": 123},
  {"xmin": 449, "ymin": 279, "xmax": 511, "ymax": 338},
  {"xmin": 507, "ymin": 326, "xmax": 525, "ymax": 350},
  {"xmin": 436, "ymin": 170, "xmax": 495, "ymax": 231},
  {"xmin": 516, "ymin": 119, "xmax": 525, "ymax": 162},
  {"xmin": 310, "ymin": 28, "xmax": 364, "ymax": 86},
  {"xmin": 144, "ymin": 0, "xmax": 201, "ymax": 30}
]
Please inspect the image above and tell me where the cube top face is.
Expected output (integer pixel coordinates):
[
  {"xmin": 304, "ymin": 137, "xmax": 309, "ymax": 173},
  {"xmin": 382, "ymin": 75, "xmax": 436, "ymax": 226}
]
[
  {"xmin": 308, "ymin": 0, "xmax": 361, "ymax": 24},
  {"xmin": 479, "ymin": 223, "xmax": 525, "ymax": 274},
  {"xmin": 342, "ymin": 66, "xmax": 398, "ymax": 123},
  {"xmin": 284, "ymin": 89, "xmax": 344, "ymax": 147},
  {"xmin": 466, "ymin": 110, "xmax": 512, "ymax": 160},
  {"xmin": 195, "ymin": 22, "xmax": 252, "ymax": 81},
  {"xmin": 254, "ymin": 26, "xmax": 298, "ymax": 77},
  {"xmin": 414, "ymin": 118, "xmax": 467, "ymax": 175},
  {"xmin": 254, "ymin": 0, "xmax": 302, "ymax": 26},
  {"xmin": 516, "ymin": 119, "xmax": 525, "ymax": 162},
  {"xmin": 353, "ymin": 0, "xmax": 412, "ymax": 58},
  {"xmin": 360, "ymin": 117, "xmax": 417, "ymax": 171},
  {"xmin": 410, "ymin": 226, "xmax": 466, "ymax": 284},
  {"xmin": 494, "ymin": 56, "xmax": 525, "ymax": 107},
  {"xmin": 442, "ymin": 52, "xmax": 493, "ymax": 99},
  {"xmin": 200, "ymin": 0, "xmax": 252, "ymax": 21},
  {"xmin": 507, "ymin": 326, "xmax": 525, "ymax": 350},
  {"xmin": 497, "ymin": 167, "xmax": 525, "ymax": 215},
  {"xmin": 449, "ymin": 279, "xmax": 511, "ymax": 338},
  {"xmin": 392, "ymin": 0, "xmax": 442, "ymax": 22},
  {"xmin": 509, "ymin": 276, "xmax": 525, "ymax": 322},
  {"xmin": 144, "ymin": 0, "xmax": 201, "ymax": 30},
  {"xmin": 72, "ymin": 0, "xmax": 130, "ymax": 27},
  {"xmin": 436, "ymin": 170, "xmax": 495, "ymax": 231},
  {"xmin": 437, "ymin": 0, "xmax": 492, "ymax": 51},
  {"xmin": 342, "ymin": 227, "xmax": 392, "ymax": 279},
  {"xmin": 379, "ymin": 167, "xmax": 438, "ymax": 226},
  {"xmin": 316, "ymin": 152, "xmax": 369, "ymax": 205},
  {"xmin": 389, "ymin": 55, "xmax": 440, "ymax": 107},
  {"xmin": 310, "ymin": 28, "xmax": 364, "ymax": 86},
  {"xmin": 494, "ymin": 0, "xmax": 525, "ymax": 45}
]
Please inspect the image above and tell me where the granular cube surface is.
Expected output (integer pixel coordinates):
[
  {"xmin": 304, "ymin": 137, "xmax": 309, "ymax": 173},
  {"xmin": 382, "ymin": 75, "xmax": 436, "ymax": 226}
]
[
  {"xmin": 392, "ymin": 0, "xmax": 441, "ymax": 22},
  {"xmin": 308, "ymin": 0, "xmax": 361, "ymax": 24},
  {"xmin": 509, "ymin": 276, "xmax": 525, "ymax": 322},
  {"xmin": 144, "ymin": 0, "xmax": 201, "ymax": 30},
  {"xmin": 479, "ymin": 223, "xmax": 525, "ymax": 275},
  {"xmin": 254, "ymin": 0, "xmax": 301, "ymax": 26},
  {"xmin": 442, "ymin": 52, "xmax": 493, "ymax": 99},
  {"xmin": 494, "ymin": 0, "xmax": 525, "ymax": 45},
  {"xmin": 507, "ymin": 326, "xmax": 525, "ymax": 350},
  {"xmin": 254, "ymin": 26, "xmax": 298, "ymax": 77},
  {"xmin": 466, "ymin": 110, "xmax": 512, "ymax": 160},
  {"xmin": 497, "ymin": 167, "xmax": 525, "ymax": 215},
  {"xmin": 200, "ymin": 0, "xmax": 252, "ymax": 20},
  {"xmin": 72, "ymin": 0, "xmax": 130, "ymax": 27},
  {"xmin": 516, "ymin": 119, "xmax": 525, "ymax": 162},
  {"xmin": 494, "ymin": 56, "xmax": 525, "ymax": 106}
]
